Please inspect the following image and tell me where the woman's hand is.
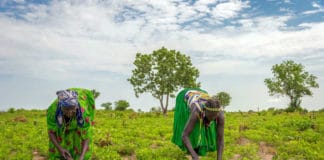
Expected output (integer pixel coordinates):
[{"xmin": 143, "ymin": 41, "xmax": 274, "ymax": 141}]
[
  {"xmin": 49, "ymin": 132, "xmax": 72, "ymax": 160},
  {"xmin": 59, "ymin": 148, "xmax": 72, "ymax": 160}
]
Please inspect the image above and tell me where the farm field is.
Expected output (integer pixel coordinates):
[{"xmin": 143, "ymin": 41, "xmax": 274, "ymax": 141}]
[{"xmin": 0, "ymin": 109, "xmax": 323, "ymax": 160}]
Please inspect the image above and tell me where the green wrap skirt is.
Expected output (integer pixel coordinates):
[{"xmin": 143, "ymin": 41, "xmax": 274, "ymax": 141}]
[{"xmin": 171, "ymin": 88, "xmax": 217, "ymax": 156}]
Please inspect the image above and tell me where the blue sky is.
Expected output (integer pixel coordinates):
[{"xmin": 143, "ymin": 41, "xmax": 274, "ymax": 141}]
[{"xmin": 0, "ymin": 0, "xmax": 323, "ymax": 111}]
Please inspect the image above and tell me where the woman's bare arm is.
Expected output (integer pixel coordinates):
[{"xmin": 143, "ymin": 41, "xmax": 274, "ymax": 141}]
[
  {"xmin": 216, "ymin": 111, "xmax": 225, "ymax": 160},
  {"xmin": 49, "ymin": 132, "xmax": 72, "ymax": 160},
  {"xmin": 79, "ymin": 139, "xmax": 89, "ymax": 160},
  {"xmin": 182, "ymin": 106, "xmax": 200, "ymax": 160}
]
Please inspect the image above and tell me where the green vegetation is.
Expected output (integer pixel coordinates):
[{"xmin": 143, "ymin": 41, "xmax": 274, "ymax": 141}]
[
  {"xmin": 101, "ymin": 100, "xmax": 130, "ymax": 111},
  {"xmin": 213, "ymin": 91, "xmax": 232, "ymax": 108},
  {"xmin": 264, "ymin": 60, "xmax": 319, "ymax": 111},
  {"xmin": 1, "ymin": 109, "xmax": 323, "ymax": 159},
  {"xmin": 128, "ymin": 47, "xmax": 200, "ymax": 115},
  {"xmin": 114, "ymin": 100, "xmax": 130, "ymax": 111},
  {"xmin": 101, "ymin": 102, "xmax": 113, "ymax": 110}
]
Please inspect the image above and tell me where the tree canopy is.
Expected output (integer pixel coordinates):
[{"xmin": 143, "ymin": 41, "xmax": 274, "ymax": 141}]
[
  {"xmin": 128, "ymin": 47, "xmax": 200, "ymax": 115},
  {"xmin": 114, "ymin": 100, "xmax": 130, "ymax": 111},
  {"xmin": 264, "ymin": 60, "xmax": 319, "ymax": 111},
  {"xmin": 101, "ymin": 102, "xmax": 112, "ymax": 110},
  {"xmin": 213, "ymin": 91, "xmax": 231, "ymax": 108}
]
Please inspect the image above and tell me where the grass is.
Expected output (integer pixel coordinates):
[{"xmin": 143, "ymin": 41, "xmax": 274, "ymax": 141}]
[{"xmin": 0, "ymin": 109, "xmax": 323, "ymax": 159}]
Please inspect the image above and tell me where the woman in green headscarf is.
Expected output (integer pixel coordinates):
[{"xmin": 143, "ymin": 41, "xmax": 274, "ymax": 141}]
[
  {"xmin": 172, "ymin": 88, "xmax": 225, "ymax": 160},
  {"xmin": 47, "ymin": 88, "xmax": 95, "ymax": 160}
]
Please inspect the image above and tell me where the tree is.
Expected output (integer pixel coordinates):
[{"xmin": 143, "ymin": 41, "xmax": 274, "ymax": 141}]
[
  {"xmin": 114, "ymin": 100, "xmax": 130, "ymax": 111},
  {"xmin": 264, "ymin": 60, "xmax": 319, "ymax": 112},
  {"xmin": 213, "ymin": 91, "xmax": 231, "ymax": 108},
  {"xmin": 91, "ymin": 89, "xmax": 100, "ymax": 99},
  {"xmin": 128, "ymin": 47, "xmax": 200, "ymax": 115},
  {"xmin": 101, "ymin": 102, "xmax": 112, "ymax": 110}
]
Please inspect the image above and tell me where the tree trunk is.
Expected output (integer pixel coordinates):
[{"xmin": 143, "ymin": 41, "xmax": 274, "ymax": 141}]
[
  {"xmin": 162, "ymin": 107, "xmax": 168, "ymax": 116},
  {"xmin": 288, "ymin": 95, "xmax": 295, "ymax": 112},
  {"xmin": 289, "ymin": 95, "xmax": 302, "ymax": 112},
  {"xmin": 164, "ymin": 94, "xmax": 169, "ymax": 116},
  {"xmin": 159, "ymin": 94, "xmax": 169, "ymax": 116},
  {"xmin": 159, "ymin": 96, "xmax": 166, "ymax": 116}
]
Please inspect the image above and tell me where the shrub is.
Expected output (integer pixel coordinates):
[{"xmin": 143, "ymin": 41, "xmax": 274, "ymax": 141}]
[{"xmin": 7, "ymin": 108, "xmax": 15, "ymax": 113}]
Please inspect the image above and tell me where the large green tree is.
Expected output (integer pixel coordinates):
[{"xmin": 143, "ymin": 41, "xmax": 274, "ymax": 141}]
[
  {"xmin": 213, "ymin": 91, "xmax": 231, "ymax": 108},
  {"xmin": 128, "ymin": 47, "xmax": 200, "ymax": 115},
  {"xmin": 264, "ymin": 60, "xmax": 319, "ymax": 111}
]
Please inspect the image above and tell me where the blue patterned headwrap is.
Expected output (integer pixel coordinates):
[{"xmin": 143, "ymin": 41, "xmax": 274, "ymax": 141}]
[
  {"xmin": 55, "ymin": 90, "xmax": 84, "ymax": 128},
  {"xmin": 57, "ymin": 90, "xmax": 79, "ymax": 108}
]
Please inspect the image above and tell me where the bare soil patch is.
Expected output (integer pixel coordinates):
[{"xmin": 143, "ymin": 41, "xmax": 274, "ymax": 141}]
[
  {"xmin": 13, "ymin": 116, "xmax": 27, "ymax": 122},
  {"xmin": 258, "ymin": 141, "xmax": 276, "ymax": 160},
  {"xmin": 122, "ymin": 153, "xmax": 137, "ymax": 160},
  {"xmin": 237, "ymin": 136, "xmax": 251, "ymax": 145},
  {"xmin": 32, "ymin": 150, "xmax": 47, "ymax": 160}
]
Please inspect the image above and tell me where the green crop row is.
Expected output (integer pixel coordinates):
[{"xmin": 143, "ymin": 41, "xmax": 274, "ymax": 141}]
[{"xmin": 0, "ymin": 110, "xmax": 323, "ymax": 159}]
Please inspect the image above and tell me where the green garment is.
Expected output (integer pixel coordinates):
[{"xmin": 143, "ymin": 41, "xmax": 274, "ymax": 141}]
[
  {"xmin": 47, "ymin": 88, "xmax": 95, "ymax": 160},
  {"xmin": 171, "ymin": 88, "xmax": 217, "ymax": 156}
]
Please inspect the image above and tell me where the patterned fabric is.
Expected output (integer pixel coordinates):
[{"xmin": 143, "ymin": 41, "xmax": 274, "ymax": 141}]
[
  {"xmin": 47, "ymin": 88, "xmax": 95, "ymax": 160},
  {"xmin": 56, "ymin": 90, "xmax": 79, "ymax": 108},
  {"xmin": 55, "ymin": 90, "xmax": 84, "ymax": 128},
  {"xmin": 172, "ymin": 88, "xmax": 217, "ymax": 156},
  {"xmin": 185, "ymin": 90, "xmax": 210, "ymax": 112}
]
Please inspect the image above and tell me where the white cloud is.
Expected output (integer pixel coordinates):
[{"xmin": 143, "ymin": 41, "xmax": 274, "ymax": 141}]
[
  {"xmin": 267, "ymin": 98, "xmax": 281, "ymax": 103},
  {"xmin": 302, "ymin": 9, "xmax": 324, "ymax": 15},
  {"xmin": 195, "ymin": 0, "xmax": 217, "ymax": 6},
  {"xmin": 0, "ymin": 0, "xmax": 324, "ymax": 111},
  {"xmin": 283, "ymin": 0, "xmax": 291, "ymax": 4},
  {"xmin": 198, "ymin": 59, "xmax": 268, "ymax": 76},
  {"xmin": 15, "ymin": 0, "xmax": 25, "ymax": 3},
  {"xmin": 0, "ymin": 0, "xmax": 324, "ymax": 79},
  {"xmin": 302, "ymin": 2, "xmax": 324, "ymax": 15},
  {"xmin": 312, "ymin": 2, "xmax": 321, "ymax": 8},
  {"xmin": 211, "ymin": 0, "xmax": 250, "ymax": 20},
  {"xmin": 279, "ymin": 7, "xmax": 293, "ymax": 14}
]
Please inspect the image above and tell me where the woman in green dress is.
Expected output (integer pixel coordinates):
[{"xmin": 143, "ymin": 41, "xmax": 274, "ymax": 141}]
[
  {"xmin": 172, "ymin": 88, "xmax": 224, "ymax": 160},
  {"xmin": 47, "ymin": 88, "xmax": 95, "ymax": 160}
]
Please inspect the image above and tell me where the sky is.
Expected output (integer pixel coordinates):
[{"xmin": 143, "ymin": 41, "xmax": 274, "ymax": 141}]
[{"xmin": 0, "ymin": 0, "xmax": 323, "ymax": 112}]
